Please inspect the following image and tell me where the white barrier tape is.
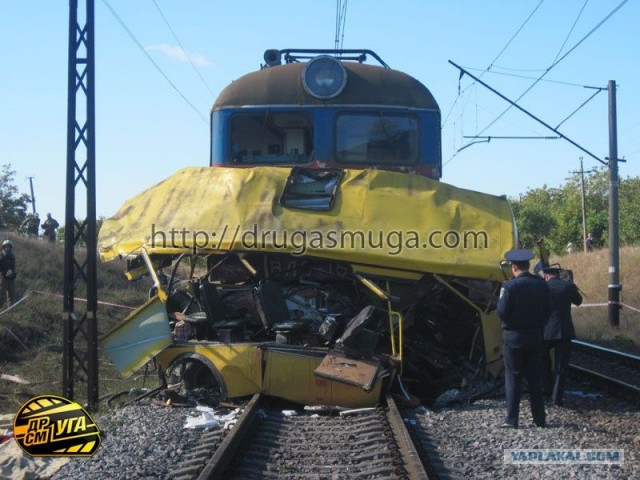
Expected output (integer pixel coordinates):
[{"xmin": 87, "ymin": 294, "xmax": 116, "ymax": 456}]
[
  {"xmin": 1, "ymin": 289, "xmax": 136, "ymax": 313},
  {"xmin": 621, "ymin": 303, "xmax": 640, "ymax": 313},
  {"xmin": 574, "ymin": 302, "xmax": 640, "ymax": 313},
  {"xmin": 0, "ymin": 292, "xmax": 32, "ymax": 316},
  {"xmin": 30, "ymin": 290, "xmax": 136, "ymax": 311}
]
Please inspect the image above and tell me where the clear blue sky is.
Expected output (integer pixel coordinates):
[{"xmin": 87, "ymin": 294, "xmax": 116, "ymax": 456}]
[{"xmin": 1, "ymin": 1, "xmax": 638, "ymax": 222}]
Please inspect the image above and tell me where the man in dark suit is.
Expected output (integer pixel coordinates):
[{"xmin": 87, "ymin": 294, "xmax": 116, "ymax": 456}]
[
  {"xmin": 542, "ymin": 266, "xmax": 583, "ymax": 406},
  {"xmin": 496, "ymin": 249, "xmax": 550, "ymax": 429}
]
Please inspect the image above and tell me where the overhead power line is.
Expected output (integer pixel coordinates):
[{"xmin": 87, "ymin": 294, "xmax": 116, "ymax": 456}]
[
  {"xmin": 549, "ymin": 0, "xmax": 588, "ymax": 66},
  {"xmin": 101, "ymin": 0, "xmax": 208, "ymax": 124},
  {"xmin": 150, "ymin": 0, "xmax": 216, "ymax": 98},
  {"xmin": 473, "ymin": 0, "xmax": 629, "ymax": 139},
  {"xmin": 459, "ymin": 67, "xmax": 602, "ymax": 89},
  {"xmin": 487, "ymin": 0, "xmax": 545, "ymax": 72},
  {"xmin": 446, "ymin": 0, "xmax": 630, "ymax": 166},
  {"xmin": 442, "ymin": 0, "xmax": 545, "ymax": 128},
  {"xmin": 335, "ymin": 0, "xmax": 349, "ymax": 50},
  {"xmin": 448, "ymin": 61, "xmax": 606, "ymax": 166}
]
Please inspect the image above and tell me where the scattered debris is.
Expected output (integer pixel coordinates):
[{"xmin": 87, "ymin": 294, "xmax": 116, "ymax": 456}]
[
  {"xmin": 183, "ymin": 406, "xmax": 241, "ymax": 430},
  {"xmin": 303, "ymin": 405, "xmax": 346, "ymax": 413},
  {"xmin": 338, "ymin": 407, "xmax": 376, "ymax": 417},
  {"xmin": 566, "ymin": 390, "xmax": 603, "ymax": 399},
  {"xmin": 414, "ymin": 405, "xmax": 432, "ymax": 415},
  {"xmin": 433, "ymin": 388, "xmax": 461, "ymax": 407}
]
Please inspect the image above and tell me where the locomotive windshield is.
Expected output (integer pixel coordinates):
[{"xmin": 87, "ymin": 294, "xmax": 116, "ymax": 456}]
[
  {"xmin": 230, "ymin": 112, "xmax": 313, "ymax": 164},
  {"xmin": 336, "ymin": 113, "xmax": 419, "ymax": 165},
  {"xmin": 227, "ymin": 110, "xmax": 419, "ymax": 166}
]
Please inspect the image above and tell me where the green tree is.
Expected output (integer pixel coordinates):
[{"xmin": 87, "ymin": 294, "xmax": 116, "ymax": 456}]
[
  {"xmin": 0, "ymin": 164, "xmax": 30, "ymax": 231},
  {"xmin": 510, "ymin": 186, "xmax": 559, "ymax": 252},
  {"xmin": 583, "ymin": 167, "xmax": 609, "ymax": 248},
  {"xmin": 511, "ymin": 166, "xmax": 640, "ymax": 254},
  {"xmin": 619, "ymin": 176, "xmax": 640, "ymax": 245}
]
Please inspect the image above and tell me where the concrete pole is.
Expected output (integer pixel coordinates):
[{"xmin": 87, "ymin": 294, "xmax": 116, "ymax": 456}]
[
  {"xmin": 608, "ymin": 80, "xmax": 620, "ymax": 327},
  {"xmin": 27, "ymin": 177, "xmax": 36, "ymax": 214}
]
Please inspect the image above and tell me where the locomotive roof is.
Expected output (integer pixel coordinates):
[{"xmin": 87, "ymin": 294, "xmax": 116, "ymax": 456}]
[{"xmin": 213, "ymin": 62, "xmax": 440, "ymax": 111}]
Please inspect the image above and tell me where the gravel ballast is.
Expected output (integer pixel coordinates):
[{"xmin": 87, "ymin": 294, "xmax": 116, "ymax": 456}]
[{"xmin": 39, "ymin": 387, "xmax": 639, "ymax": 479}]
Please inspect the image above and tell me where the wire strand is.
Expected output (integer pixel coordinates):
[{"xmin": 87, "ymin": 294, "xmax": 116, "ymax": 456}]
[
  {"xmin": 549, "ymin": 0, "xmax": 589, "ymax": 65},
  {"xmin": 461, "ymin": 0, "xmax": 629, "ymax": 151},
  {"xmin": 442, "ymin": 1, "xmax": 545, "ymax": 128},
  {"xmin": 150, "ymin": 0, "xmax": 216, "ymax": 98},
  {"xmin": 101, "ymin": 0, "xmax": 208, "ymax": 124},
  {"xmin": 459, "ymin": 67, "xmax": 601, "ymax": 89},
  {"xmin": 554, "ymin": 88, "xmax": 603, "ymax": 130}
]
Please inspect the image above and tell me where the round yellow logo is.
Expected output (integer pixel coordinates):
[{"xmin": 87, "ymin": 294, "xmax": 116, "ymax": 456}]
[{"xmin": 13, "ymin": 395, "xmax": 101, "ymax": 456}]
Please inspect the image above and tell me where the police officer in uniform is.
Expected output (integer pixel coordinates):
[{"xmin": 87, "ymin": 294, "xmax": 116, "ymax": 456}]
[
  {"xmin": 496, "ymin": 249, "xmax": 550, "ymax": 428},
  {"xmin": 542, "ymin": 266, "xmax": 582, "ymax": 406}
]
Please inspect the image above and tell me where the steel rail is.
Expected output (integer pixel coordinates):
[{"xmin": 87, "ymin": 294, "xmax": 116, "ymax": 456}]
[
  {"xmin": 568, "ymin": 341, "xmax": 640, "ymax": 404},
  {"xmin": 197, "ymin": 393, "xmax": 261, "ymax": 480},
  {"xmin": 569, "ymin": 364, "xmax": 640, "ymax": 395},
  {"xmin": 192, "ymin": 394, "xmax": 431, "ymax": 479},
  {"xmin": 572, "ymin": 339, "xmax": 640, "ymax": 367},
  {"xmin": 385, "ymin": 394, "xmax": 430, "ymax": 479}
]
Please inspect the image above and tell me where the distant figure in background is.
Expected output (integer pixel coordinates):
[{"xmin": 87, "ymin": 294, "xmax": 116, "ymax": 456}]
[
  {"xmin": 41, "ymin": 213, "xmax": 59, "ymax": 243},
  {"xmin": 19, "ymin": 217, "xmax": 30, "ymax": 236},
  {"xmin": 496, "ymin": 249, "xmax": 550, "ymax": 429},
  {"xmin": 566, "ymin": 242, "xmax": 574, "ymax": 254},
  {"xmin": 542, "ymin": 266, "xmax": 583, "ymax": 406},
  {"xmin": 0, "ymin": 239, "xmax": 17, "ymax": 308},
  {"xmin": 19, "ymin": 214, "xmax": 40, "ymax": 237},
  {"xmin": 585, "ymin": 233, "xmax": 594, "ymax": 252},
  {"xmin": 29, "ymin": 213, "xmax": 40, "ymax": 237}
]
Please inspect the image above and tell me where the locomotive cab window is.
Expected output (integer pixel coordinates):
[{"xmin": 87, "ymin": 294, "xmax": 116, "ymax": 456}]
[
  {"xmin": 336, "ymin": 113, "xmax": 419, "ymax": 165},
  {"xmin": 229, "ymin": 112, "xmax": 313, "ymax": 164}
]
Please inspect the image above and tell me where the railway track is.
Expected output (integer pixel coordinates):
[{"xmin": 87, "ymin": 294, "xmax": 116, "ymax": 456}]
[
  {"xmin": 569, "ymin": 339, "xmax": 640, "ymax": 403},
  {"xmin": 170, "ymin": 394, "xmax": 431, "ymax": 480}
]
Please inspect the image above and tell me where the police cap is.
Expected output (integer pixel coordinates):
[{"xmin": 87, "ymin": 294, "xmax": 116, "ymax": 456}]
[
  {"xmin": 504, "ymin": 249, "xmax": 534, "ymax": 262},
  {"xmin": 541, "ymin": 266, "xmax": 561, "ymax": 275}
]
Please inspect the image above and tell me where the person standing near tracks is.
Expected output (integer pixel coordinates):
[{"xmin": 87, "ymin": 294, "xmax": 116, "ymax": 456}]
[
  {"xmin": 541, "ymin": 266, "xmax": 583, "ymax": 406},
  {"xmin": 0, "ymin": 239, "xmax": 17, "ymax": 308},
  {"xmin": 496, "ymin": 249, "xmax": 550, "ymax": 429},
  {"xmin": 41, "ymin": 213, "xmax": 59, "ymax": 243}
]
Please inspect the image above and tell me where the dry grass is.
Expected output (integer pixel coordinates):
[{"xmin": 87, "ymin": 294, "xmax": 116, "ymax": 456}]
[
  {"xmin": 0, "ymin": 232, "xmax": 151, "ymax": 413},
  {"xmin": 551, "ymin": 245, "xmax": 640, "ymax": 354}
]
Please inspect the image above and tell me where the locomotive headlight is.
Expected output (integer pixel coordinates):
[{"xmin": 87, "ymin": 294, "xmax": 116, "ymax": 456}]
[{"xmin": 302, "ymin": 56, "xmax": 347, "ymax": 99}]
